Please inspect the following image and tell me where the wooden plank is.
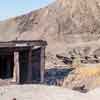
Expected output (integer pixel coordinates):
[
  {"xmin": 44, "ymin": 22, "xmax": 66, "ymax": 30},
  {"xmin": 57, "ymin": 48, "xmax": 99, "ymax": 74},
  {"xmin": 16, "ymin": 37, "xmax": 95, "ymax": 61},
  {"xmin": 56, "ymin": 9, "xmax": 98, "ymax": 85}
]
[
  {"xmin": 13, "ymin": 52, "xmax": 20, "ymax": 84},
  {"xmin": 11, "ymin": 40, "xmax": 47, "ymax": 46},
  {"xmin": 0, "ymin": 40, "xmax": 47, "ymax": 48},
  {"xmin": 40, "ymin": 47, "xmax": 45, "ymax": 83}
]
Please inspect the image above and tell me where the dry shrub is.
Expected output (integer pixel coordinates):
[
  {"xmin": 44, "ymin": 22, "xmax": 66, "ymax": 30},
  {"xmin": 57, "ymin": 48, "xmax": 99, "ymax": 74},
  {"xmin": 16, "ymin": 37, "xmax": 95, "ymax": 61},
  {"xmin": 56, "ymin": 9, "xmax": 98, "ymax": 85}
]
[
  {"xmin": 63, "ymin": 64, "xmax": 100, "ymax": 90},
  {"xmin": 75, "ymin": 66, "xmax": 100, "ymax": 78}
]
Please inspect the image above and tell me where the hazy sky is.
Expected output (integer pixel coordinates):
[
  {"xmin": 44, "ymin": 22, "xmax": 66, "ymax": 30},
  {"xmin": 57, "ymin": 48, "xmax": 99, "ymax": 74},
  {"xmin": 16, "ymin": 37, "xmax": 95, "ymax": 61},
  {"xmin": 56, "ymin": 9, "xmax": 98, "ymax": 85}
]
[{"xmin": 0, "ymin": 0, "xmax": 54, "ymax": 21}]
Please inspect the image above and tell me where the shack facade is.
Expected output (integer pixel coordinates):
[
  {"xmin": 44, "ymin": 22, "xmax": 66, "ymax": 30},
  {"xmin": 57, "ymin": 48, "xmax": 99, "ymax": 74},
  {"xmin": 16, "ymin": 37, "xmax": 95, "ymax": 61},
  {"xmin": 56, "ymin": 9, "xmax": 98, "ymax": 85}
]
[{"xmin": 0, "ymin": 40, "xmax": 47, "ymax": 84}]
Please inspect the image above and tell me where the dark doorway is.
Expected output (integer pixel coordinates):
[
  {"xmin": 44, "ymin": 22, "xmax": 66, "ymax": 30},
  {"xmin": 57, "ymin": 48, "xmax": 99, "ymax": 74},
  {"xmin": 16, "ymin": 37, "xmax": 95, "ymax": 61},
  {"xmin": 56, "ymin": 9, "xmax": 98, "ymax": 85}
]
[
  {"xmin": 0, "ymin": 53, "xmax": 14, "ymax": 79},
  {"xmin": 19, "ymin": 50, "xmax": 29, "ymax": 83},
  {"xmin": 31, "ymin": 48, "xmax": 41, "ymax": 82},
  {"xmin": 19, "ymin": 48, "xmax": 41, "ymax": 84}
]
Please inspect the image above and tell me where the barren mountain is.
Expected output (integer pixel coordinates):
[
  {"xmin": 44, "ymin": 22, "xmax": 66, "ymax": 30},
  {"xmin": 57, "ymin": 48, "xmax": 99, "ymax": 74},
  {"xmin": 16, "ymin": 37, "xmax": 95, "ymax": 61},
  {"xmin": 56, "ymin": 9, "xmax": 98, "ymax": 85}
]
[{"xmin": 1, "ymin": 0, "xmax": 100, "ymax": 66}]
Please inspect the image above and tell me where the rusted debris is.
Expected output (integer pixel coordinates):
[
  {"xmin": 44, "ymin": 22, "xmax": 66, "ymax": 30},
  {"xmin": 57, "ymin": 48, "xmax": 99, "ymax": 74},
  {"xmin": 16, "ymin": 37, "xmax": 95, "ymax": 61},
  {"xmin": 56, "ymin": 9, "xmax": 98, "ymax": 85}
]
[
  {"xmin": 12, "ymin": 98, "xmax": 16, "ymax": 100},
  {"xmin": 72, "ymin": 85, "xmax": 88, "ymax": 93}
]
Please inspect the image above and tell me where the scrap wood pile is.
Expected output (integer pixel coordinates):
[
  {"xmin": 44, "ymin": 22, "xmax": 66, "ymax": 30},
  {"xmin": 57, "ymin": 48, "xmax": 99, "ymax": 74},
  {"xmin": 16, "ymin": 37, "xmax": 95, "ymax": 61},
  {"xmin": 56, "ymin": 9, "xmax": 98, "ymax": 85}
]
[{"xmin": 56, "ymin": 54, "xmax": 100, "ymax": 64}]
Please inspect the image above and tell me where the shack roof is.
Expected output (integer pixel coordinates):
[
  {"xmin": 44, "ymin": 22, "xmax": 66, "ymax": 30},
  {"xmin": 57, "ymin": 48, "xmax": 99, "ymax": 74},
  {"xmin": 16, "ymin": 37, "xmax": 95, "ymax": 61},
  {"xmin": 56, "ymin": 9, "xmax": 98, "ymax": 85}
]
[{"xmin": 0, "ymin": 40, "xmax": 47, "ymax": 48}]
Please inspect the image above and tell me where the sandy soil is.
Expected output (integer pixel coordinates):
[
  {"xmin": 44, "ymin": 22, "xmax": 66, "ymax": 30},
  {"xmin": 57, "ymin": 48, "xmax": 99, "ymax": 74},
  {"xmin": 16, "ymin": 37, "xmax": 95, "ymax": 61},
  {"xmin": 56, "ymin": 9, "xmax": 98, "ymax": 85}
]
[
  {"xmin": 0, "ymin": 84, "xmax": 99, "ymax": 100},
  {"xmin": 0, "ymin": 85, "xmax": 87, "ymax": 100}
]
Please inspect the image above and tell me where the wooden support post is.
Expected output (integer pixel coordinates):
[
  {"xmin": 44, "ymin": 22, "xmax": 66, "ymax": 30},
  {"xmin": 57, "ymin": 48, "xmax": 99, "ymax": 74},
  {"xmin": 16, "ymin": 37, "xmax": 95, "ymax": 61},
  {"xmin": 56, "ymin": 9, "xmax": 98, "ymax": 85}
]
[
  {"xmin": 27, "ymin": 48, "xmax": 32, "ymax": 83},
  {"xmin": 40, "ymin": 46, "xmax": 45, "ymax": 83},
  {"xmin": 13, "ymin": 52, "xmax": 20, "ymax": 84}
]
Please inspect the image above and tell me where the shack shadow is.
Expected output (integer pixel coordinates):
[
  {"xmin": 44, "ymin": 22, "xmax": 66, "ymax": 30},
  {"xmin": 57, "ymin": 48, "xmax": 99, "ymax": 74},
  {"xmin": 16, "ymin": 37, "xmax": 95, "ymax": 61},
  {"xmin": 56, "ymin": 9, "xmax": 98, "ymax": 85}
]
[{"xmin": 45, "ymin": 67, "xmax": 74, "ymax": 85}]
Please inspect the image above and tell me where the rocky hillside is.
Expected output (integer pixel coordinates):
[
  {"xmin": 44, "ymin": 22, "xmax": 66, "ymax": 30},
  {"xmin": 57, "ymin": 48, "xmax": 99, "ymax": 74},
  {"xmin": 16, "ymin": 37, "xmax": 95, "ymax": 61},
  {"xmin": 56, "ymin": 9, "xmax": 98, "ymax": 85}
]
[{"xmin": 1, "ymin": 0, "xmax": 100, "ymax": 66}]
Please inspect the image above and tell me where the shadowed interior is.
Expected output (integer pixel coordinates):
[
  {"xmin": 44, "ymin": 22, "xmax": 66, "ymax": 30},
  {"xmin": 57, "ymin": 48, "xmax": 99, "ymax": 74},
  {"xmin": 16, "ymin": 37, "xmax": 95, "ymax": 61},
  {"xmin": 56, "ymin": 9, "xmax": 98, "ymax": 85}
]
[{"xmin": 0, "ymin": 52, "xmax": 14, "ymax": 79}]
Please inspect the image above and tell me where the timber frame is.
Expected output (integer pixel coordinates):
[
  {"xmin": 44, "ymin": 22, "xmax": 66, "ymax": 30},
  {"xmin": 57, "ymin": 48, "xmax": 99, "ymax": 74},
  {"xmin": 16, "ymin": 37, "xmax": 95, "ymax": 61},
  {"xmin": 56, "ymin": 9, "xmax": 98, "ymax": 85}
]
[{"xmin": 0, "ymin": 40, "xmax": 47, "ymax": 84}]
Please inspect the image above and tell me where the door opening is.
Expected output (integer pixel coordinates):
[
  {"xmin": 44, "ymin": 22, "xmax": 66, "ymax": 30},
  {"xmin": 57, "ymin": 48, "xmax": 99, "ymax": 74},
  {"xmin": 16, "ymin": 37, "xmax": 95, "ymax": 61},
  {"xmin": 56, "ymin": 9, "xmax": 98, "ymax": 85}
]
[{"xmin": 0, "ymin": 53, "xmax": 14, "ymax": 79}]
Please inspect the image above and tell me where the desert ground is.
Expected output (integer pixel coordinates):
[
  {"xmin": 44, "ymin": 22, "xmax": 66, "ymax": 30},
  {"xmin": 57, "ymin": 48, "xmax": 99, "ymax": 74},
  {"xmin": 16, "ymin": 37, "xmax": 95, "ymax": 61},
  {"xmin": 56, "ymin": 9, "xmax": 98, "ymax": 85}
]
[
  {"xmin": 0, "ymin": 84, "xmax": 100, "ymax": 100},
  {"xmin": 0, "ymin": 62, "xmax": 100, "ymax": 100}
]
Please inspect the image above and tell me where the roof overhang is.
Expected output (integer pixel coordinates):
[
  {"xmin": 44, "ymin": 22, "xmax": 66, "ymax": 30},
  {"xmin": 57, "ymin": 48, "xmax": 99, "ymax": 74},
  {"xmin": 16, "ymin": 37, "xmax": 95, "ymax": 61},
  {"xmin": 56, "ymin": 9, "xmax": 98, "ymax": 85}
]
[{"xmin": 0, "ymin": 40, "xmax": 47, "ymax": 48}]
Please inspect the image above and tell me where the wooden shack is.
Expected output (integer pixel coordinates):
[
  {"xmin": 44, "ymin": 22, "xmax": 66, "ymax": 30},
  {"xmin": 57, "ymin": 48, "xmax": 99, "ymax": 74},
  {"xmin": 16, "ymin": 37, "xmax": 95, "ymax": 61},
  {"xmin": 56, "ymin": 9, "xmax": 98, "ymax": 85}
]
[{"xmin": 0, "ymin": 40, "xmax": 47, "ymax": 84}]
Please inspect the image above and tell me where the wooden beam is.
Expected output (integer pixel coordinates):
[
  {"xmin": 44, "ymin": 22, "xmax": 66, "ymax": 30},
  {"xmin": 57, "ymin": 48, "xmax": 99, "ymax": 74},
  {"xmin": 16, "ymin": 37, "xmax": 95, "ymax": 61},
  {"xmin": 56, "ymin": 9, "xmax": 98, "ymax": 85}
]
[
  {"xmin": 27, "ymin": 48, "xmax": 32, "ymax": 83},
  {"xmin": 13, "ymin": 52, "xmax": 20, "ymax": 84},
  {"xmin": 0, "ymin": 40, "xmax": 47, "ymax": 48},
  {"xmin": 40, "ymin": 47, "xmax": 45, "ymax": 83}
]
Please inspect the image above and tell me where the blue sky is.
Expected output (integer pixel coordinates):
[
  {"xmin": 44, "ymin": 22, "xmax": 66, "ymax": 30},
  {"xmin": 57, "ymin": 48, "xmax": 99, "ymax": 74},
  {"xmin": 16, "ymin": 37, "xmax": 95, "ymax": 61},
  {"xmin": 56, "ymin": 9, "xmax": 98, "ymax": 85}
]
[{"xmin": 0, "ymin": 0, "xmax": 54, "ymax": 21}]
